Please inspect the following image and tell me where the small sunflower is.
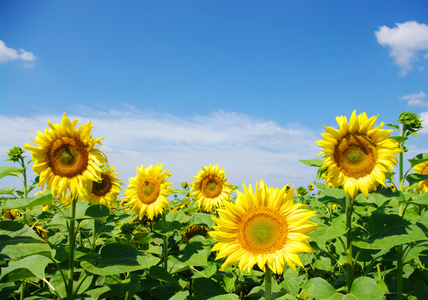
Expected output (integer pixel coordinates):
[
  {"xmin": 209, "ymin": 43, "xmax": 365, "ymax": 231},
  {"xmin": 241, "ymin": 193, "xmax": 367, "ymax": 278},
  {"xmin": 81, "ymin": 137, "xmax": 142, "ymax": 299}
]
[
  {"xmin": 413, "ymin": 161, "xmax": 428, "ymax": 193},
  {"xmin": 86, "ymin": 166, "xmax": 122, "ymax": 207},
  {"xmin": 308, "ymin": 184, "xmax": 314, "ymax": 191},
  {"xmin": 24, "ymin": 113, "xmax": 106, "ymax": 199},
  {"xmin": 123, "ymin": 163, "xmax": 173, "ymax": 220},
  {"xmin": 389, "ymin": 184, "xmax": 397, "ymax": 192},
  {"xmin": 210, "ymin": 181, "xmax": 317, "ymax": 274},
  {"xmin": 317, "ymin": 111, "xmax": 401, "ymax": 198},
  {"xmin": 190, "ymin": 164, "xmax": 233, "ymax": 211},
  {"xmin": 183, "ymin": 225, "xmax": 209, "ymax": 243}
]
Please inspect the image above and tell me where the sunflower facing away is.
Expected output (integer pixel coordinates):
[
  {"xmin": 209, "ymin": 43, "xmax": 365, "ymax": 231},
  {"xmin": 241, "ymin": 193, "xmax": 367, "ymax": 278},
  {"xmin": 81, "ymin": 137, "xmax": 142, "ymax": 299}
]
[
  {"xmin": 413, "ymin": 161, "xmax": 428, "ymax": 193},
  {"xmin": 210, "ymin": 181, "xmax": 317, "ymax": 274},
  {"xmin": 24, "ymin": 113, "xmax": 107, "ymax": 199},
  {"xmin": 123, "ymin": 163, "xmax": 173, "ymax": 220},
  {"xmin": 190, "ymin": 164, "xmax": 233, "ymax": 211},
  {"xmin": 317, "ymin": 110, "xmax": 401, "ymax": 198},
  {"xmin": 86, "ymin": 166, "xmax": 123, "ymax": 207}
]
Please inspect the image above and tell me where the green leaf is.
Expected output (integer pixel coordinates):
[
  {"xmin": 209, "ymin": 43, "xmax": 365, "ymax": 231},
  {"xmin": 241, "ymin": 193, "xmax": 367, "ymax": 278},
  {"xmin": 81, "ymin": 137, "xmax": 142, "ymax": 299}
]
[
  {"xmin": 318, "ymin": 187, "xmax": 346, "ymax": 208},
  {"xmin": 170, "ymin": 291, "xmax": 190, "ymax": 300},
  {"xmin": 308, "ymin": 215, "xmax": 347, "ymax": 250},
  {"xmin": 0, "ymin": 188, "xmax": 15, "ymax": 196},
  {"xmin": 390, "ymin": 136, "xmax": 408, "ymax": 144},
  {"xmin": 352, "ymin": 213, "xmax": 427, "ymax": 250},
  {"xmin": 171, "ymin": 188, "xmax": 190, "ymax": 196},
  {"xmin": 410, "ymin": 193, "xmax": 428, "ymax": 206},
  {"xmin": 0, "ymin": 221, "xmax": 52, "ymax": 259},
  {"xmin": 406, "ymin": 174, "xmax": 428, "ymax": 185},
  {"xmin": 148, "ymin": 266, "xmax": 177, "ymax": 283},
  {"xmin": 106, "ymin": 273, "xmax": 142, "ymax": 297},
  {"xmin": 355, "ymin": 192, "xmax": 390, "ymax": 208},
  {"xmin": 166, "ymin": 210, "xmax": 190, "ymax": 224},
  {"xmin": 193, "ymin": 278, "xmax": 227, "ymax": 299},
  {"xmin": 81, "ymin": 243, "xmax": 153, "ymax": 275},
  {"xmin": 0, "ymin": 191, "xmax": 52, "ymax": 210},
  {"xmin": 301, "ymin": 277, "xmax": 342, "ymax": 299},
  {"xmin": 84, "ymin": 204, "xmax": 110, "ymax": 219},
  {"xmin": 409, "ymin": 153, "xmax": 428, "ymax": 168},
  {"xmin": 346, "ymin": 277, "xmax": 384, "ymax": 299},
  {"xmin": 0, "ymin": 254, "xmax": 50, "ymax": 282},
  {"xmin": 191, "ymin": 213, "xmax": 216, "ymax": 228},
  {"xmin": 299, "ymin": 159, "xmax": 324, "ymax": 167},
  {"xmin": 0, "ymin": 166, "xmax": 24, "ymax": 179},
  {"xmin": 208, "ymin": 294, "xmax": 240, "ymax": 300},
  {"xmin": 386, "ymin": 123, "xmax": 400, "ymax": 130}
]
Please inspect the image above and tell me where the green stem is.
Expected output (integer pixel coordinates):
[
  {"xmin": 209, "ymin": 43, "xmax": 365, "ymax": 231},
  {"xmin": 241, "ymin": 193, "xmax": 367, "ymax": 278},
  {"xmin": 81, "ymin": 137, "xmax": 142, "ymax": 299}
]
[
  {"xmin": 346, "ymin": 194, "xmax": 354, "ymax": 293},
  {"xmin": 162, "ymin": 212, "xmax": 168, "ymax": 271},
  {"xmin": 20, "ymin": 157, "xmax": 28, "ymax": 225},
  {"xmin": 397, "ymin": 124, "xmax": 405, "ymax": 300},
  {"xmin": 264, "ymin": 265, "xmax": 272, "ymax": 300},
  {"xmin": 67, "ymin": 197, "xmax": 77, "ymax": 300}
]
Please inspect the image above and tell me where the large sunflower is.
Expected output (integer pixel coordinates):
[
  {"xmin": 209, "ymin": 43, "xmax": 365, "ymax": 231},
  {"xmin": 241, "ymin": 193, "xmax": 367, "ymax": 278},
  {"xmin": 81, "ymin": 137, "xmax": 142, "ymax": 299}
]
[
  {"xmin": 210, "ymin": 181, "xmax": 317, "ymax": 274},
  {"xmin": 123, "ymin": 163, "xmax": 173, "ymax": 220},
  {"xmin": 190, "ymin": 164, "xmax": 233, "ymax": 211},
  {"xmin": 24, "ymin": 113, "xmax": 106, "ymax": 199},
  {"xmin": 413, "ymin": 161, "xmax": 428, "ymax": 193},
  {"xmin": 317, "ymin": 111, "xmax": 401, "ymax": 198},
  {"xmin": 86, "ymin": 166, "xmax": 123, "ymax": 207}
]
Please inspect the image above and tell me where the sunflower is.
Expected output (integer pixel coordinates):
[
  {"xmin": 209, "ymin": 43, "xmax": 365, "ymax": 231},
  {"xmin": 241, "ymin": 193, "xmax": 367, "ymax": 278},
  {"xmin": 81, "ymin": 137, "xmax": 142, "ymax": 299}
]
[
  {"xmin": 123, "ymin": 163, "xmax": 173, "ymax": 220},
  {"xmin": 86, "ymin": 166, "xmax": 122, "ymax": 207},
  {"xmin": 413, "ymin": 161, "xmax": 428, "ymax": 193},
  {"xmin": 210, "ymin": 181, "xmax": 317, "ymax": 274},
  {"xmin": 24, "ymin": 113, "xmax": 106, "ymax": 199},
  {"xmin": 183, "ymin": 225, "xmax": 209, "ymax": 243},
  {"xmin": 317, "ymin": 111, "xmax": 401, "ymax": 198},
  {"xmin": 190, "ymin": 164, "xmax": 233, "ymax": 211}
]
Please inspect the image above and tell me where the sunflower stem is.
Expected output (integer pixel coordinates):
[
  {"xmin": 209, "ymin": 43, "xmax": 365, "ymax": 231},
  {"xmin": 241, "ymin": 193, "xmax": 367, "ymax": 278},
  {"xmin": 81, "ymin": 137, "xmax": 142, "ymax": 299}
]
[
  {"xmin": 346, "ymin": 194, "xmax": 354, "ymax": 293},
  {"xmin": 67, "ymin": 196, "xmax": 77, "ymax": 300},
  {"xmin": 264, "ymin": 265, "xmax": 272, "ymax": 300},
  {"xmin": 162, "ymin": 212, "xmax": 168, "ymax": 271},
  {"xmin": 397, "ymin": 124, "xmax": 405, "ymax": 300}
]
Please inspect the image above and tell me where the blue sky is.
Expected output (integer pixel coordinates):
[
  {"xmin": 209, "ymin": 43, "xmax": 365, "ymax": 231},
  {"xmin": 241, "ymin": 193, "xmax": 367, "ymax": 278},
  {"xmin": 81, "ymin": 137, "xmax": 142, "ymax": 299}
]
[{"xmin": 1, "ymin": 0, "xmax": 428, "ymax": 192}]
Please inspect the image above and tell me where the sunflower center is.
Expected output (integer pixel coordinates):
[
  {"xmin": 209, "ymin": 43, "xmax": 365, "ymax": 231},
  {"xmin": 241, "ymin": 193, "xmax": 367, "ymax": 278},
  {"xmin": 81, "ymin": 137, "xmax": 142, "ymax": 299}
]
[
  {"xmin": 238, "ymin": 208, "xmax": 288, "ymax": 254},
  {"xmin": 201, "ymin": 176, "xmax": 223, "ymax": 198},
  {"xmin": 92, "ymin": 174, "xmax": 112, "ymax": 197},
  {"xmin": 138, "ymin": 178, "xmax": 161, "ymax": 204},
  {"xmin": 48, "ymin": 137, "xmax": 89, "ymax": 178},
  {"xmin": 334, "ymin": 134, "xmax": 377, "ymax": 179}
]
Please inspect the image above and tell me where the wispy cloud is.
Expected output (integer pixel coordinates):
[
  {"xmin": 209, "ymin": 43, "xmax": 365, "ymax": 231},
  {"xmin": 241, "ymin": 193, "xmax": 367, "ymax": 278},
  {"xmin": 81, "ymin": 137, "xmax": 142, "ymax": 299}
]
[
  {"xmin": 0, "ymin": 40, "xmax": 37, "ymax": 67},
  {"xmin": 0, "ymin": 108, "xmax": 321, "ymax": 192},
  {"xmin": 400, "ymin": 91, "xmax": 428, "ymax": 107},
  {"xmin": 375, "ymin": 21, "xmax": 428, "ymax": 75}
]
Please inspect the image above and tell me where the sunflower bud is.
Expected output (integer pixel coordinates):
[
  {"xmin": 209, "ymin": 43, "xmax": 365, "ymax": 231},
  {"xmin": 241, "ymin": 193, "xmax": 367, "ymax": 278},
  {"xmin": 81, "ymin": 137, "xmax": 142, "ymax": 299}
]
[
  {"xmin": 7, "ymin": 146, "xmax": 25, "ymax": 162},
  {"xmin": 182, "ymin": 181, "xmax": 188, "ymax": 189},
  {"xmin": 399, "ymin": 111, "xmax": 423, "ymax": 133}
]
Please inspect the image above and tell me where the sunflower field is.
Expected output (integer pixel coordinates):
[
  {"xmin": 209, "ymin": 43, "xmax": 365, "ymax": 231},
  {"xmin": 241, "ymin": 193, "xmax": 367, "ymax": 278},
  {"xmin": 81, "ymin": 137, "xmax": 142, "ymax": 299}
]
[{"xmin": 0, "ymin": 111, "xmax": 427, "ymax": 300}]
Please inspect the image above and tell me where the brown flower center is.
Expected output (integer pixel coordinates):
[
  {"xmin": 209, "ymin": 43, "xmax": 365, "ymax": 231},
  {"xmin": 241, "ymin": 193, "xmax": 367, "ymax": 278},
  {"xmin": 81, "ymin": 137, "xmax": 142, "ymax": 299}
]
[
  {"xmin": 334, "ymin": 134, "xmax": 377, "ymax": 179},
  {"xmin": 92, "ymin": 174, "xmax": 112, "ymax": 197},
  {"xmin": 138, "ymin": 178, "xmax": 161, "ymax": 204},
  {"xmin": 201, "ymin": 175, "xmax": 223, "ymax": 198},
  {"xmin": 48, "ymin": 137, "xmax": 89, "ymax": 178},
  {"xmin": 238, "ymin": 208, "xmax": 288, "ymax": 254}
]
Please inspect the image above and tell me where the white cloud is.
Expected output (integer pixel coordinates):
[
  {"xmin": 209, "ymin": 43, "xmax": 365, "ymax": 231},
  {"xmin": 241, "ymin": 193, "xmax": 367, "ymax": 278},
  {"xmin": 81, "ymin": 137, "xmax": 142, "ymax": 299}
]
[
  {"xmin": 400, "ymin": 91, "xmax": 428, "ymax": 107},
  {"xmin": 375, "ymin": 21, "xmax": 428, "ymax": 75},
  {"xmin": 420, "ymin": 111, "xmax": 428, "ymax": 134},
  {"xmin": 0, "ymin": 109, "xmax": 321, "ymax": 194},
  {"xmin": 0, "ymin": 40, "xmax": 37, "ymax": 66}
]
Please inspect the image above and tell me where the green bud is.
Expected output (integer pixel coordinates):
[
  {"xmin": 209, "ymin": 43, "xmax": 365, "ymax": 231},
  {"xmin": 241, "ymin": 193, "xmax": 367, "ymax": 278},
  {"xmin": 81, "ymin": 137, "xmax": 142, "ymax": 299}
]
[
  {"xmin": 398, "ymin": 111, "xmax": 423, "ymax": 131},
  {"xmin": 7, "ymin": 146, "xmax": 25, "ymax": 162}
]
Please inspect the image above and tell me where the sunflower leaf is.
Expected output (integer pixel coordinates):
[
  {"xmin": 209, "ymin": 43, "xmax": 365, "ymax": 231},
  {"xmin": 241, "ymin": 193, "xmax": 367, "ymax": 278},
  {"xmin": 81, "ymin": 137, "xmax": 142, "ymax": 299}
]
[
  {"xmin": 0, "ymin": 166, "xmax": 24, "ymax": 179},
  {"xmin": 408, "ymin": 153, "xmax": 428, "ymax": 168},
  {"xmin": 0, "ymin": 191, "xmax": 53, "ymax": 210},
  {"xmin": 406, "ymin": 174, "xmax": 428, "ymax": 186},
  {"xmin": 390, "ymin": 136, "xmax": 408, "ymax": 144},
  {"xmin": 0, "ymin": 188, "xmax": 15, "ymax": 196},
  {"xmin": 386, "ymin": 123, "xmax": 400, "ymax": 130},
  {"xmin": 348, "ymin": 277, "xmax": 384, "ymax": 299},
  {"xmin": 299, "ymin": 159, "xmax": 324, "ymax": 167}
]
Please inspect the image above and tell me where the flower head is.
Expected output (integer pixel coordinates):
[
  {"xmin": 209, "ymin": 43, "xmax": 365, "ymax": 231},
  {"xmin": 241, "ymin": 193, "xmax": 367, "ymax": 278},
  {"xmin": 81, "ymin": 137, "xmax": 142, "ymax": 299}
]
[
  {"xmin": 124, "ymin": 163, "xmax": 173, "ymax": 220},
  {"xmin": 413, "ymin": 161, "xmax": 428, "ymax": 193},
  {"xmin": 86, "ymin": 165, "xmax": 122, "ymax": 207},
  {"xmin": 24, "ymin": 113, "xmax": 106, "ymax": 199},
  {"xmin": 190, "ymin": 164, "xmax": 233, "ymax": 211},
  {"xmin": 317, "ymin": 111, "xmax": 401, "ymax": 198},
  {"xmin": 7, "ymin": 146, "xmax": 25, "ymax": 163},
  {"xmin": 210, "ymin": 181, "xmax": 317, "ymax": 274}
]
